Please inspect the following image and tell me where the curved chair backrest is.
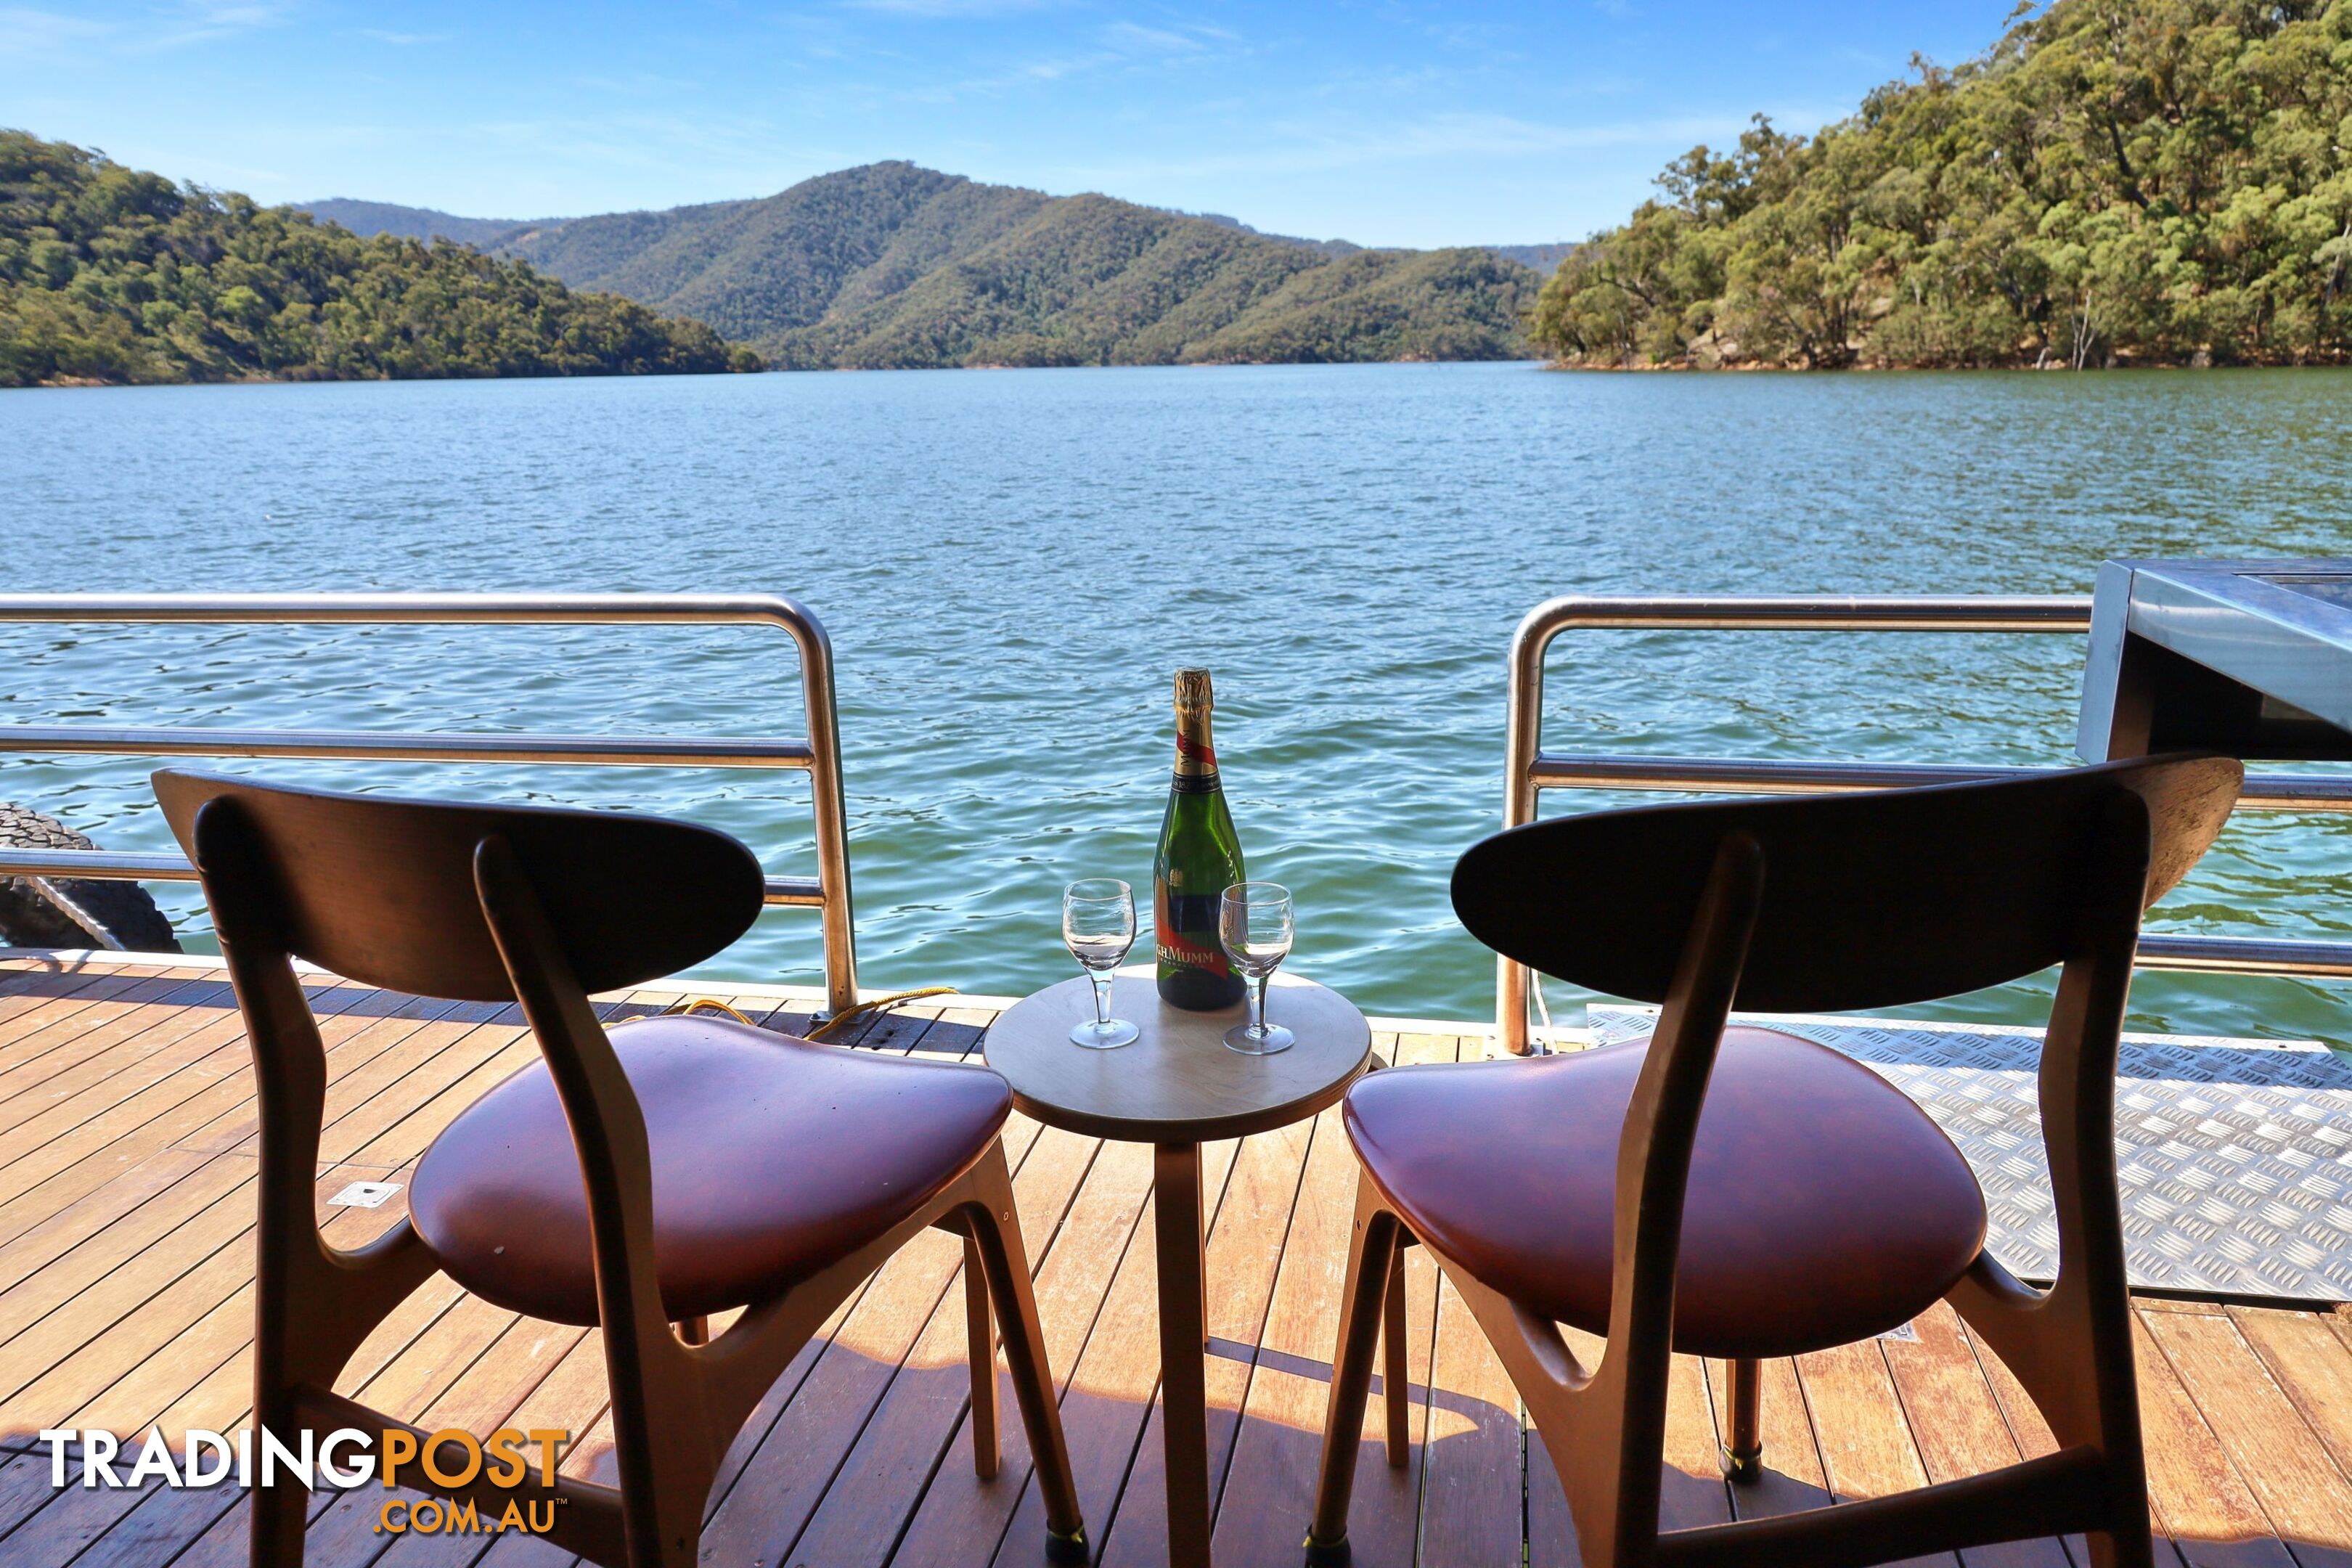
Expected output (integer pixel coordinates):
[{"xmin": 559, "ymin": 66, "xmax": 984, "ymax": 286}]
[
  {"xmin": 152, "ymin": 769, "xmax": 766, "ymax": 1002},
  {"xmin": 1453, "ymin": 753, "xmax": 2242, "ymax": 1013}
]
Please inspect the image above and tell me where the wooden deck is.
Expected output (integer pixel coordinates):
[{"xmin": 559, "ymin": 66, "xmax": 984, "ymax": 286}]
[{"xmin": 1, "ymin": 952, "xmax": 2349, "ymax": 1568}]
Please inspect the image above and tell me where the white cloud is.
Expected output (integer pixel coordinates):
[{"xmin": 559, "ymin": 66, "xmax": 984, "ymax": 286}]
[
  {"xmin": 0, "ymin": 6, "xmax": 114, "ymax": 54},
  {"xmin": 1101, "ymin": 23, "xmax": 1201, "ymax": 53},
  {"xmin": 125, "ymin": 1, "xmax": 296, "ymax": 54}
]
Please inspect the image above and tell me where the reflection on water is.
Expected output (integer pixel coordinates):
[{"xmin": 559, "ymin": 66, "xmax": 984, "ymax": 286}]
[{"xmin": 4, "ymin": 364, "xmax": 2349, "ymax": 1042}]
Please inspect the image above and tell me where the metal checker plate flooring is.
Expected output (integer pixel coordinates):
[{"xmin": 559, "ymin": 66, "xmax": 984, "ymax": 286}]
[{"xmin": 1588, "ymin": 1005, "xmax": 2352, "ymax": 1304}]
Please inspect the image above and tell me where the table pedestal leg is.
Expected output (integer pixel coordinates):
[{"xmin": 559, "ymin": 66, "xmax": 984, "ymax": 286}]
[{"xmin": 1155, "ymin": 1140, "xmax": 1212, "ymax": 1567}]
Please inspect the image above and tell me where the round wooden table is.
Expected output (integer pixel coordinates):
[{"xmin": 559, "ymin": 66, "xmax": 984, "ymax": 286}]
[{"xmin": 986, "ymin": 968, "xmax": 1372, "ymax": 1567}]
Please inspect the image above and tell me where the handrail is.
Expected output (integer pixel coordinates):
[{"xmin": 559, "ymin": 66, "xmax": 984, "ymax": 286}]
[
  {"xmin": 1499, "ymin": 594, "xmax": 2352, "ymax": 1053},
  {"xmin": 0, "ymin": 593, "xmax": 858, "ymax": 1017},
  {"xmin": 1530, "ymin": 754, "xmax": 2352, "ymax": 813},
  {"xmin": 0, "ymin": 725, "xmax": 814, "ymax": 769}
]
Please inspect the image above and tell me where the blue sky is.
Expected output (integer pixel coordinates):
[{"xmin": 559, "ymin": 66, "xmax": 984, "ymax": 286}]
[{"xmin": 7, "ymin": 1, "xmax": 2017, "ymax": 247}]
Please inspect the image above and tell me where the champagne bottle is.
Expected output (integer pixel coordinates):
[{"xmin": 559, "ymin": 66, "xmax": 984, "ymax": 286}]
[{"xmin": 1154, "ymin": 667, "xmax": 1247, "ymax": 1010}]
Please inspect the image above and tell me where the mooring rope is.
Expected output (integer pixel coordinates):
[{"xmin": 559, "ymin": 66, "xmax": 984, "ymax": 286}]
[{"xmin": 657, "ymin": 987, "xmax": 963, "ymax": 1040}]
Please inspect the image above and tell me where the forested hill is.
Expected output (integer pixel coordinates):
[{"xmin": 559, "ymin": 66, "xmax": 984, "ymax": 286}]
[
  {"xmin": 1533, "ymin": 0, "xmax": 2351, "ymax": 369},
  {"xmin": 0, "ymin": 133, "xmax": 754, "ymax": 388},
  {"xmin": 340, "ymin": 163, "xmax": 1544, "ymax": 368}
]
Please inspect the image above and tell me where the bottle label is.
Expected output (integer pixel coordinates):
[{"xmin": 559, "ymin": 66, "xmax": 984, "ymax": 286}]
[{"xmin": 1155, "ymin": 889, "xmax": 1233, "ymax": 976}]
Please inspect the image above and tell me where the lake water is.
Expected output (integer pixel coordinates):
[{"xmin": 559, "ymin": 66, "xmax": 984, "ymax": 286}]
[{"xmin": 4, "ymin": 363, "xmax": 2350, "ymax": 1044}]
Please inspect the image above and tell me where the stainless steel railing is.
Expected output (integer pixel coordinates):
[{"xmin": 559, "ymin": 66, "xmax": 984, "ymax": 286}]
[
  {"xmin": 1498, "ymin": 595, "xmax": 2352, "ymax": 1053},
  {"xmin": 0, "ymin": 593, "xmax": 859, "ymax": 1017}
]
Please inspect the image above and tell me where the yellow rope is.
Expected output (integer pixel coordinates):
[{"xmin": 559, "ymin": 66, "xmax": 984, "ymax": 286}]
[
  {"xmin": 659, "ymin": 987, "xmax": 958, "ymax": 1040},
  {"xmin": 658, "ymin": 997, "xmax": 758, "ymax": 1026},
  {"xmin": 807, "ymin": 986, "xmax": 958, "ymax": 1041}
]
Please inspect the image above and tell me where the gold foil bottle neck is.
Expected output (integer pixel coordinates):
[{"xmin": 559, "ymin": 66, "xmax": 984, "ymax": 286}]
[{"xmin": 1174, "ymin": 666, "xmax": 1214, "ymax": 710}]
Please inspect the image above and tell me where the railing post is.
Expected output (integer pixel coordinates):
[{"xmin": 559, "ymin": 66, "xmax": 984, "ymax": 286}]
[
  {"xmin": 775, "ymin": 600, "xmax": 861, "ymax": 1021},
  {"xmin": 1498, "ymin": 600, "xmax": 1565, "ymax": 1055}
]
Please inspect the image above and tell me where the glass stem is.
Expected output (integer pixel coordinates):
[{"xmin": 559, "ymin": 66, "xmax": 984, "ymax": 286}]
[
  {"xmin": 1251, "ymin": 972, "xmax": 1269, "ymax": 1035},
  {"xmin": 1093, "ymin": 971, "xmax": 1114, "ymax": 1028}
]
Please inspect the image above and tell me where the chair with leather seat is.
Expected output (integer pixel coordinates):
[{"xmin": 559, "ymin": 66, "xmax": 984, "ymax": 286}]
[
  {"xmin": 1304, "ymin": 753, "xmax": 2242, "ymax": 1568},
  {"xmin": 152, "ymin": 769, "xmax": 1087, "ymax": 1568}
]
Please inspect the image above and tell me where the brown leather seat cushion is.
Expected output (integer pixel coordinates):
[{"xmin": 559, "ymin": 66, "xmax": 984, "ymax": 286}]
[
  {"xmin": 1344, "ymin": 1027, "xmax": 1987, "ymax": 1360},
  {"xmin": 409, "ymin": 1014, "xmax": 1011, "ymax": 1325}
]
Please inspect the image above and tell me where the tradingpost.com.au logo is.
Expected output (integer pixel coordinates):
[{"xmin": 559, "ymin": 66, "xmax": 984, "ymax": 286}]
[{"xmin": 36, "ymin": 1426, "xmax": 572, "ymax": 1537}]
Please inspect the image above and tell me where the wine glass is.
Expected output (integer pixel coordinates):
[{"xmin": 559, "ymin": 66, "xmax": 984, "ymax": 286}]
[
  {"xmin": 1218, "ymin": 882, "xmax": 1295, "ymax": 1055},
  {"xmin": 1063, "ymin": 879, "xmax": 1140, "ymax": 1049}
]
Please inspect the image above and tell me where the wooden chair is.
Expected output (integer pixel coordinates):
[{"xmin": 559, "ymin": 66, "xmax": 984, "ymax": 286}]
[
  {"xmin": 1304, "ymin": 752, "xmax": 2243, "ymax": 1568},
  {"xmin": 152, "ymin": 770, "xmax": 1088, "ymax": 1568}
]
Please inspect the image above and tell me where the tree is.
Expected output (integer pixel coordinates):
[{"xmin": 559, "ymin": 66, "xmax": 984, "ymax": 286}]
[
  {"xmin": 0, "ymin": 131, "xmax": 757, "ymax": 387},
  {"xmin": 1529, "ymin": 0, "xmax": 2352, "ymax": 369}
]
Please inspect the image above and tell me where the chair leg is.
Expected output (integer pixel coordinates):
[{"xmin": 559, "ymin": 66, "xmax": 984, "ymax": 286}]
[
  {"xmin": 1721, "ymin": 1357, "xmax": 1762, "ymax": 1482},
  {"xmin": 967, "ymin": 1146, "xmax": 1088, "ymax": 1564},
  {"xmin": 1381, "ymin": 1242, "xmax": 1410, "ymax": 1467},
  {"xmin": 1307, "ymin": 1175, "xmax": 1401, "ymax": 1564},
  {"xmin": 2085, "ymin": 1522, "xmax": 2157, "ymax": 1568},
  {"xmin": 964, "ymin": 1225, "xmax": 1001, "ymax": 1479}
]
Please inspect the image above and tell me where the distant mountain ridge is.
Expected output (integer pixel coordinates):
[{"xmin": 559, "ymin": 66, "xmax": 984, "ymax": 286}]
[
  {"xmin": 298, "ymin": 199, "xmax": 550, "ymax": 249},
  {"xmin": 1486, "ymin": 242, "xmax": 1577, "ymax": 272},
  {"xmin": 298, "ymin": 166, "xmax": 1559, "ymax": 368}
]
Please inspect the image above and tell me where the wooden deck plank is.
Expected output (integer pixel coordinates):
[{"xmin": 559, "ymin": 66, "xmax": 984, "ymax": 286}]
[
  {"xmin": 2230, "ymin": 1307, "xmax": 2352, "ymax": 1482},
  {"xmin": 1965, "ymin": 1315, "xmax": 2186, "ymax": 1567},
  {"xmin": 0, "ymin": 1162, "xmax": 401, "ymax": 1450},
  {"xmin": 0, "ymin": 982, "xmax": 314, "ymax": 1193},
  {"xmin": 0, "ymin": 1458, "xmax": 158, "ymax": 1568},
  {"xmin": 303, "ymin": 1012, "xmax": 529, "ymax": 1169},
  {"xmin": 0, "ymin": 1227, "xmax": 257, "ymax": 1435},
  {"xmin": 882, "ymin": 1134, "xmax": 1160, "ymax": 1568},
  {"xmin": 1363, "ymin": 1034, "xmax": 1468, "ymax": 1568},
  {"xmin": 1209, "ymin": 1093, "xmax": 1410, "ymax": 1568},
  {"xmin": 335, "ymin": 1286, "xmax": 604, "ymax": 1568},
  {"xmin": 0, "ymin": 971, "xmax": 186, "ymax": 1066},
  {"xmin": 0, "ymin": 984, "xmax": 396, "ymax": 1254},
  {"xmin": 1096, "ymin": 1116, "xmax": 1315, "ymax": 1568},
  {"xmin": 1417, "ymin": 1267, "xmax": 1518, "ymax": 1568},
  {"xmin": 0, "ymin": 1448, "xmax": 70, "ymax": 1546},
  {"xmin": 0, "ymin": 963, "xmax": 110, "ymax": 1021},
  {"xmin": 0, "ymin": 960, "xmax": 2345, "ymax": 1568},
  {"xmin": 2131, "ymin": 1310, "xmax": 2299, "ymax": 1568},
  {"xmin": 0, "ymin": 1145, "xmax": 250, "ymax": 1315},
  {"xmin": 1794, "ymin": 1335, "xmax": 1960, "ymax": 1568},
  {"xmin": 174, "ymin": 994, "xmax": 494, "ymax": 1161},
  {"xmin": 58, "ymin": 1473, "xmax": 250, "ymax": 1568},
  {"xmin": 0, "ymin": 980, "xmax": 332, "ymax": 1156},
  {"xmin": 0, "ymin": 976, "xmax": 224, "ymax": 1102},
  {"xmin": 2144, "ymin": 1308, "xmax": 2352, "ymax": 1568},
  {"xmin": 0, "ymin": 1155, "xmax": 259, "ymax": 1420},
  {"xmin": 957, "ymin": 1138, "xmax": 1244, "ymax": 1568},
  {"xmin": 690, "ymin": 1114, "xmax": 1066, "ymax": 1567},
  {"xmin": 1878, "ymin": 1304, "xmax": 2073, "ymax": 1568},
  {"xmin": 788, "ymin": 1132, "xmax": 1150, "ymax": 1565}
]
